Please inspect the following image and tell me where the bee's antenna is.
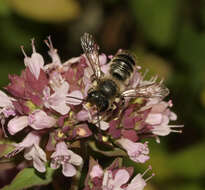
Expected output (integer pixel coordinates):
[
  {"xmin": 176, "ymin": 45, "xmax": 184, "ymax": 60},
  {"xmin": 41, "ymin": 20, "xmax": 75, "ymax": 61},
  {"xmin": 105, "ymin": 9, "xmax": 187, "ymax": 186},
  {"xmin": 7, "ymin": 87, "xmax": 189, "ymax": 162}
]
[{"xmin": 66, "ymin": 95, "xmax": 86, "ymax": 102}]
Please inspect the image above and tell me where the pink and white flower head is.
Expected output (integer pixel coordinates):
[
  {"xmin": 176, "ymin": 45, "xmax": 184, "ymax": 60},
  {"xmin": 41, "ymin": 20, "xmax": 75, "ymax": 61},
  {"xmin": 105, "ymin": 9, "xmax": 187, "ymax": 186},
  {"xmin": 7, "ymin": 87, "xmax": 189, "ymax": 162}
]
[
  {"xmin": 117, "ymin": 138, "xmax": 149, "ymax": 163},
  {"xmin": 5, "ymin": 132, "xmax": 47, "ymax": 173},
  {"xmin": 51, "ymin": 141, "xmax": 83, "ymax": 177}
]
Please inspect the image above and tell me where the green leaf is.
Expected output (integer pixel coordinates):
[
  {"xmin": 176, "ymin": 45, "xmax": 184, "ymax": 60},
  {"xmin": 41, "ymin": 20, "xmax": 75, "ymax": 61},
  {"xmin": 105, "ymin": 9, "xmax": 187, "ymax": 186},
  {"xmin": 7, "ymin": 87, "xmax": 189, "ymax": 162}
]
[
  {"xmin": 167, "ymin": 183, "xmax": 204, "ymax": 190},
  {"xmin": 175, "ymin": 23, "xmax": 205, "ymax": 89},
  {"xmin": 130, "ymin": 0, "xmax": 179, "ymax": 47},
  {"xmin": 169, "ymin": 142, "xmax": 205, "ymax": 178},
  {"xmin": 176, "ymin": 24, "xmax": 205, "ymax": 69},
  {"xmin": 0, "ymin": 0, "xmax": 11, "ymax": 16},
  {"xmin": 0, "ymin": 167, "xmax": 55, "ymax": 190}
]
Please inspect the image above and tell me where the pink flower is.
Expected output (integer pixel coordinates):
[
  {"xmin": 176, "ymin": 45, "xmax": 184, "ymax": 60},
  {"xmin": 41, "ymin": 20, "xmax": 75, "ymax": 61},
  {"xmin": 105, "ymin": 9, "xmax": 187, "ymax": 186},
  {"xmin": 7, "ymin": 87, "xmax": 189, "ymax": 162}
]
[
  {"xmin": 84, "ymin": 158, "xmax": 152, "ymax": 190},
  {"xmin": 51, "ymin": 141, "xmax": 83, "ymax": 177},
  {"xmin": 28, "ymin": 110, "xmax": 56, "ymax": 130},
  {"xmin": 21, "ymin": 39, "xmax": 44, "ymax": 80},
  {"xmin": 117, "ymin": 138, "xmax": 149, "ymax": 163},
  {"xmin": 8, "ymin": 110, "xmax": 56, "ymax": 135},
  {"xmin": 5, "ymin": 132, "xmax": 47, "ymax": 173},
  {"xmin": 44, "ymin": 36, "xmax": 62, "ymax": 67},
  {"xmin": 102, "ymin": 169, "xmax": 130, "ymax": 190},
  {"xmin": 43, "ymin": 81, "xmax": 83, "ymax": 115},
  {"xmin": 144, "ymin": 99, "xmax": 183, "ymax": 136},
  {"xmin": 24, "ymin": 143, "xmax": 47, "ymax": 173},
  {"xmin": 102, "ymin": 168, "xmax": 147, "ymax": 190}
]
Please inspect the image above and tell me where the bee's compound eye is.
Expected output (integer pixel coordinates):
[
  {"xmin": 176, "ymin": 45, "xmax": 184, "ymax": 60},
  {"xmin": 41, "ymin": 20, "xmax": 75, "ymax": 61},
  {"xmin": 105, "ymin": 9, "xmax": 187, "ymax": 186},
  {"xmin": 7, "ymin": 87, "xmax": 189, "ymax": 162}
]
[
  {"xmin": 87, "ymin": 91, "xmax": 109, "ymax": 112},
  {"xmin": 87, "ymin": 91, "xmax": 100, "ymax": 103}
]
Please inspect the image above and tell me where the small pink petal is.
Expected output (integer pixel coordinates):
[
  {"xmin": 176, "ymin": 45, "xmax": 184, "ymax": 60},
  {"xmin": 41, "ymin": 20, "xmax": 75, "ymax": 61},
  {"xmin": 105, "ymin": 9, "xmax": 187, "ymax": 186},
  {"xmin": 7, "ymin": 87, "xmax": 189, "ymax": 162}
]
[
  {"xmin": 145, "ymin": 113, "xmax": 162, "ymax": 125},
  {"xmin": 113, "ymin": 169, "xmax": 130, "ymax": 187},
  {"xmin": 90, "ymin": 165, "xmax": 103, "ymax": 179},
  {"xmin": 24, "ymin": 144, "xmax": 47, "ymax": 173},
  {"xmin": 99, "ymin": 121, "xmax": 110, "ymax": 131},
  {"xmin": 51, "ymin": 103, "xmax": 70, "ymax": 115},
  {"xmin": 67, "ymin": 91, "xmax": 83, "ymax": 105},
  {"xmin": 8, "ymin": 116, "xmax": 29, "ymax": 135},
  {"xmin": 62, "ymin": 163, "xmax": 76, "ymax": 177},
  {"xmin": 0, "ymin": 90, "xmax": 13, "ymax": 107},
  {"xmin": 117, "ymin": 138, "xmax": 149, "ymax": 163},
  {"xmin": 28, "ymin": 110, "xmax": 56, "ymax": 130},
  {"xmin": 76, "ymin": 110, "xmax": 90, "ymax": 121},
  {"xmin": 68, "ymin": 150, "xmax": 83, "ymax": 166},
  {"xmin": 18, "ymin": 132, "xmax": 41, "ymax": 148},
  {"xmin": 169, "ymin": 112, "xmax": 177, "ymax": 120},
  {"xmin": 127, "ymin": 174, "xmax": 146, "ymax": 190}
]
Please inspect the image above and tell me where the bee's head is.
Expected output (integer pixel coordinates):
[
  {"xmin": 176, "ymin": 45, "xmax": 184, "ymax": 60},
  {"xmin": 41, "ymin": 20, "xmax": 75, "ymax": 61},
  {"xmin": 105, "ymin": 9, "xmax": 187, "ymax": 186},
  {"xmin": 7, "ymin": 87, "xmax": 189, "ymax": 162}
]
[{"xmin": 86, "ymin": 90, "xmax": 109, "ymax": 112}]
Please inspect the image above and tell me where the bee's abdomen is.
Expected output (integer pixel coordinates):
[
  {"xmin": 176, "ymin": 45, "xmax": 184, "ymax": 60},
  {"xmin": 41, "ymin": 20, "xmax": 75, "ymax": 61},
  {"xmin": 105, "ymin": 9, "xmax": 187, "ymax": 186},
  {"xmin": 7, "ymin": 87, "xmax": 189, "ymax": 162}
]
[{"xmin": 110, "ymin": 52, "xmax": 136, "ymax": 81}]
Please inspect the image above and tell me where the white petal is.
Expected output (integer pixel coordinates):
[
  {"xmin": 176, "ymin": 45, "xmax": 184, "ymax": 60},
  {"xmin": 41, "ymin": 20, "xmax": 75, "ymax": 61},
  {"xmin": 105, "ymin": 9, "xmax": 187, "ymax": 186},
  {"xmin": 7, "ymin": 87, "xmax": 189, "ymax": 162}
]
[
  {"xmin": 113, "ymin": 169, "xmax": 130, "ymax": 187},
  {"xmin": 127, "ymin": 174, "xmax": 146, "ymax": 190},
  {"xmin": 51, "ymin": 103, "xmax": 70, "ymax": 115},
  {"xmin": 99, "ymin": 121, "xmax": 110, "ymax": 131},
  {"xmin": 62, "ymin": 163, "xmax": 76, "ymax": 177},
  {"xmin": 8, "ymin": 116, "xmax": 29, "ymax": 135},
  {"xmin": 151, "ymin": 125, "xmax": 171, "ymax": 136},
  {"xmin": 0, "ymin": 90, "xmax": 13, "ymax": 107},
  {"xmin": 68, "ymin": 150, "xmax": 83, "ymax": 166},
  {"xmin": 146, "ymin": 113, "xmax": 162, "ymax": 125},
  {"xmin": 67, "ymin": 91, "xmax": 83, "ymax": 105}
]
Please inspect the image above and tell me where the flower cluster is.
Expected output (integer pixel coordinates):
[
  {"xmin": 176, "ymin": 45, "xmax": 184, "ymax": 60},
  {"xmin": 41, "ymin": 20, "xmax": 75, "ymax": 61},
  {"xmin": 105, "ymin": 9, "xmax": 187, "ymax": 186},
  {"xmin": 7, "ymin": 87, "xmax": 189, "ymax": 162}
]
[
  {"xmin": 0, "ymin": 36, "xmax": 182, "ymax": 189},
  {"xmin": 84, "ymin": 158, "xmax": 154, "ymax": 190}
]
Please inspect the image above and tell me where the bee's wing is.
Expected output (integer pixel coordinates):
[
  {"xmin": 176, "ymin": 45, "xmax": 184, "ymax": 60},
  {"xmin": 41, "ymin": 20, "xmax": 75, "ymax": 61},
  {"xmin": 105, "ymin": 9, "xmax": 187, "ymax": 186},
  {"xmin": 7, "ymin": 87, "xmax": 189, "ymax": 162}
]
[
  {"xmin": 121, "ymin": 82, "xmax": 169, "ymax": 99},
  {"xmin": 81, "ymin": 33, "xmax": 102, "ymax": 80}
]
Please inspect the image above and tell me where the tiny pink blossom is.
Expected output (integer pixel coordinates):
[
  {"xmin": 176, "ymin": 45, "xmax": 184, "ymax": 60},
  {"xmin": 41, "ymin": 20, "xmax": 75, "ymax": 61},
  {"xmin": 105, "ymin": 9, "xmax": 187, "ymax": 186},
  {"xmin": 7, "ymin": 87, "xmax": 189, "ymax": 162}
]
[
  {"xmin": 8, "ymin": 116, "xmax": 29, "ymax": 135},
  {"xmin": 28, "ymin": 110, "xmax": 56, "ymax": 130},
  {"xmin": 76, "ymin": 109, "xmax": 91, "ymax": 121},
  {"xmin": 43, "ymin": 81, "xmax": 83, "ymax": 115},
  {"xmin": 44, "ymin": 36, "xmax": 62, "ymax": 67},
  {"xmin": 117, "ymin": 138, "xmax": 149, "ymax": 163},
  {"xmin": 144, "ymin": 99, "xmax": 183, "ymax": 136},
  {"xmin": 5, "ymin": 132, "xmax": 47, "ymax": 173},
  {"xmin": 90, "ymin": 164, "xmax": 104, "ymax": 179},
  {"xmin": 21, "ymin": 39, "xmax": 44, "ymax": 80},
  {"xmin": 51, "ymin": 141, "xmax": 83, "ymax": 177},
  {"xmin": 102, "ymin": 169, "xmax": 130, "ymax": 190},
  {"xmin": 24, "ymin": 143, "xmax": 47, "ymax": 173}
]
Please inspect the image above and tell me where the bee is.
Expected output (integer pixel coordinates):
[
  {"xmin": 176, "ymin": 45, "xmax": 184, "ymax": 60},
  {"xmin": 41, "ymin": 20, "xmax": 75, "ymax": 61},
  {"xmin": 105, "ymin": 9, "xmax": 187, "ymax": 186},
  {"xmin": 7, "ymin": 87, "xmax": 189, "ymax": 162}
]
[{"xmin": 81, "ymin": 33, "xmax": 169, "ymax": 113}]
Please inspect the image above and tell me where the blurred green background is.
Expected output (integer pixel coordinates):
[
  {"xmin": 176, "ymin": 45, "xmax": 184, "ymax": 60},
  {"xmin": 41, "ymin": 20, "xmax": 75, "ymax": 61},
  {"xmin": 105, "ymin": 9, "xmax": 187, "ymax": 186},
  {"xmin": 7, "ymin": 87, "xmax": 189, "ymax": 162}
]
[{"xmin": 0, "ymin": 0, "xmax": 205, "ymax": 190}]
